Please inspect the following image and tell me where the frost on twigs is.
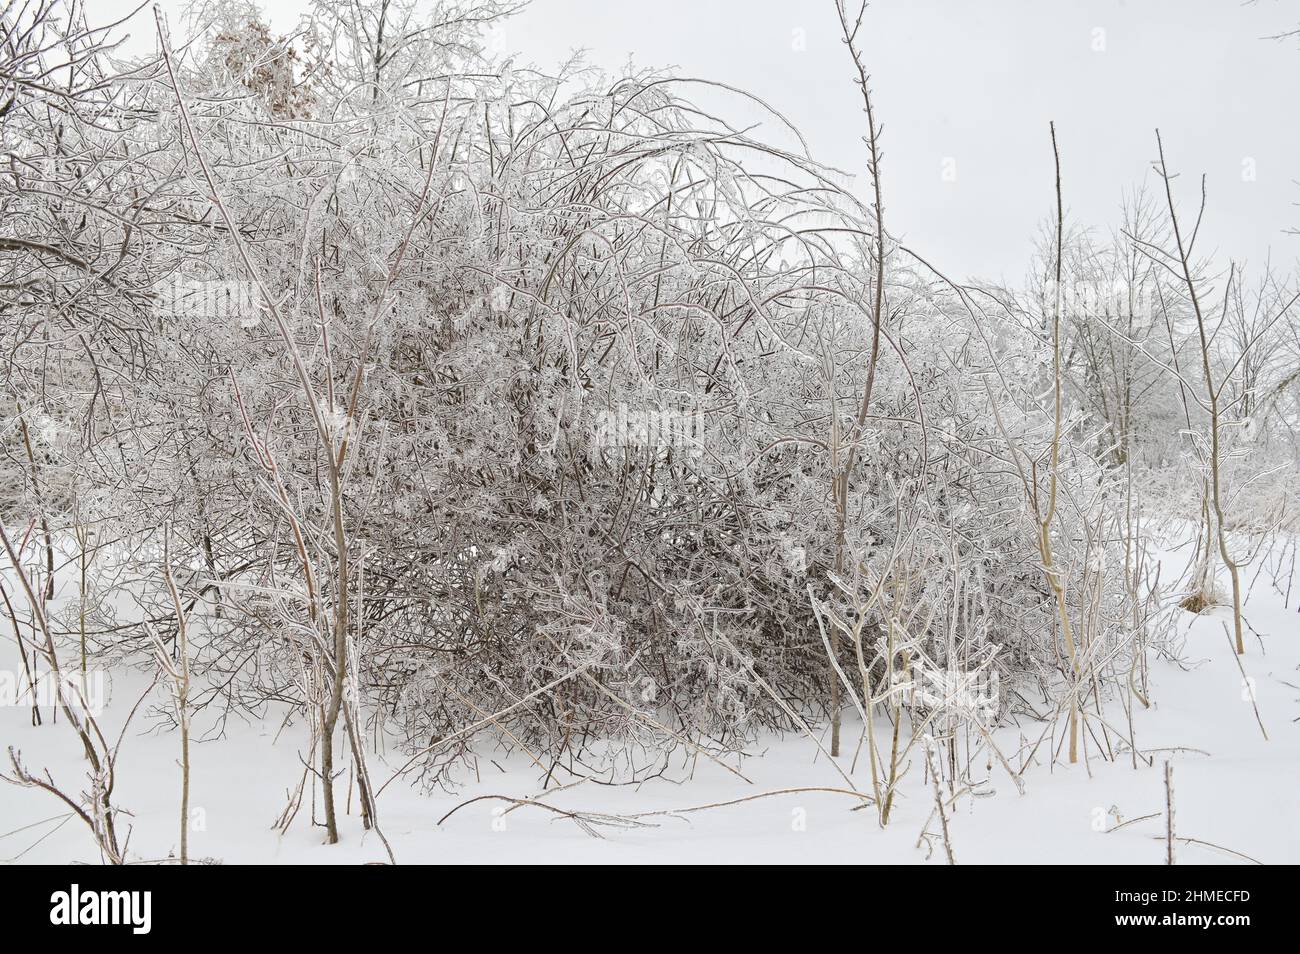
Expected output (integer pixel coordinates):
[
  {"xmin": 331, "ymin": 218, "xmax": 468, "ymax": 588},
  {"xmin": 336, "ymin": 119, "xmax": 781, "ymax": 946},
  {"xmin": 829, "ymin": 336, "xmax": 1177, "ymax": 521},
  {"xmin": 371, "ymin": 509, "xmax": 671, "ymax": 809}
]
[{"xmin": 0, "ymin": 1, "xmax": 1294, "ymax": 856}]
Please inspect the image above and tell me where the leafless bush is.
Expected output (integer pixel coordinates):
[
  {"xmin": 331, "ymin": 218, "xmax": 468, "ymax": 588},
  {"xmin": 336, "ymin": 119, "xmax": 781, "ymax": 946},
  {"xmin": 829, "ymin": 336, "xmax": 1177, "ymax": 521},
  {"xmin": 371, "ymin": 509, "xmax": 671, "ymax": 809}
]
[{"xmin": 2, "ymin": 1, "xmax": 1295, "ymax": 862}]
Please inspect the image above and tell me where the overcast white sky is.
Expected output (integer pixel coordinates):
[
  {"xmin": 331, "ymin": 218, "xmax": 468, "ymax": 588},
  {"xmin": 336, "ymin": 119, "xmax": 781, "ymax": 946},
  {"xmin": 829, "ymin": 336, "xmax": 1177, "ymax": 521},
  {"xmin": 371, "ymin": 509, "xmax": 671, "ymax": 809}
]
[{"xmin": 96, "ymin": 0, "xmax": 1300, "ymax": 284}]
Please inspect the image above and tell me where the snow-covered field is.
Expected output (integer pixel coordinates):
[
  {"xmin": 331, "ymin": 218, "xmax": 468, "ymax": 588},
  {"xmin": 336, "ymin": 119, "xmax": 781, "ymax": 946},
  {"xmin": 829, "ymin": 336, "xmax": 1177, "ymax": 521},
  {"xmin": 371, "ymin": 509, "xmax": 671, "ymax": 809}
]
[
  {"xmin": 3, "ymin": 529, "xmax": 1295, "ymax": 865},
  {"xmin": 7, "ymin": 0, "xmax": 1300, "ymax": 876}
]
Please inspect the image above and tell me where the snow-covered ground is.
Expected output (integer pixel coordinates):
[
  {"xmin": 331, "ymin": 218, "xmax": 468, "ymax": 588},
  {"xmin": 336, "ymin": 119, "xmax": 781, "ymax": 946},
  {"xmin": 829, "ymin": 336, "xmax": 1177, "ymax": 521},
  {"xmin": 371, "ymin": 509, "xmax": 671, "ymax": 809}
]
[{"xmin": 2, "ymin": 529, "xmax": 1296, "ymax": 865}]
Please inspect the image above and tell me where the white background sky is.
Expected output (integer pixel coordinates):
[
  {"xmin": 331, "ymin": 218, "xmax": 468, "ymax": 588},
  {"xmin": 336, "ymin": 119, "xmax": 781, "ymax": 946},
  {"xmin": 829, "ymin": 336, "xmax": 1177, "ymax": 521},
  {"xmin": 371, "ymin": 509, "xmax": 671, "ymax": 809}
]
[{"xmin": 94, "ymin": 0, "xmax": 1300, "ymax": 284}]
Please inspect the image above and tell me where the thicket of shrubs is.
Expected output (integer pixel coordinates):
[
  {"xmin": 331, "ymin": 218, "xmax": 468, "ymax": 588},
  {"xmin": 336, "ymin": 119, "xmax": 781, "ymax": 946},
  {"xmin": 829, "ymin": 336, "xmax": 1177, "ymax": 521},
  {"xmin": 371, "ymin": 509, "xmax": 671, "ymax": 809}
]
[{"xmin": 3, "ymin": 1, "xmax": 1296, "ymax": 850}]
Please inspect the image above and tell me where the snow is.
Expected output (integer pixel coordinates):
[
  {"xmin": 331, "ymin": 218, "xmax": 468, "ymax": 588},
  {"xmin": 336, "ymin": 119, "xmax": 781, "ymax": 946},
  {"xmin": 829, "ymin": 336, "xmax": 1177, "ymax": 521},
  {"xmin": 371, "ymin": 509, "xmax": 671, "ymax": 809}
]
[{"xmin": 2, "ymin": 530, "xmax": 1296, "ymax": 865}]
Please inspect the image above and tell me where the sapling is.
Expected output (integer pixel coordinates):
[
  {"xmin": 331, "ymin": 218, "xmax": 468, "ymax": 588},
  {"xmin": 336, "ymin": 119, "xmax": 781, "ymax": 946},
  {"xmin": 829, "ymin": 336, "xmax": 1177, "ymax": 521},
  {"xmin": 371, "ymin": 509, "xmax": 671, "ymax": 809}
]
[
  {"xmin": 142, "ymin": 525, "xmax": 193, "ymax": 865},
  {"xmin": 1153, "ymin": 131, "xmax": 1245, "ymax": 653},
  {"xmin": 828, "ymin": 0, "xmax": 891, "ymax": 757},
  {"xmin": 0, "ymin": 521, "xmax": 124, "ymax": 863}
]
